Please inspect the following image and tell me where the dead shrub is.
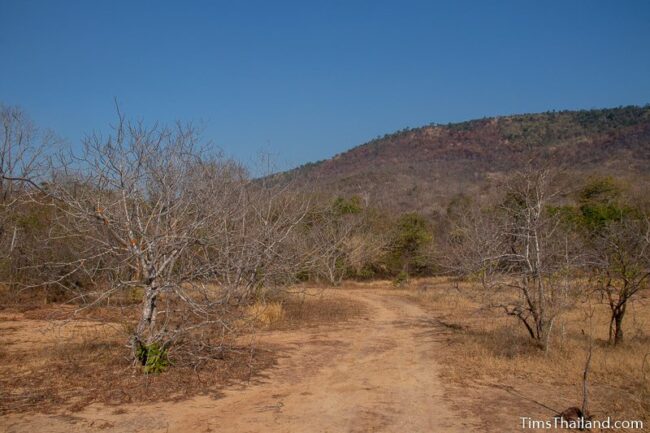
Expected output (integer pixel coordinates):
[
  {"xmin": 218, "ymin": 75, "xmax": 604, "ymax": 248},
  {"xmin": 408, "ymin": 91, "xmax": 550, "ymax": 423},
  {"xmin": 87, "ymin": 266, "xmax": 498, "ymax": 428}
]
[{"xmin": 246, "ymin": 301, "xmax": 286, "ymax": 328}]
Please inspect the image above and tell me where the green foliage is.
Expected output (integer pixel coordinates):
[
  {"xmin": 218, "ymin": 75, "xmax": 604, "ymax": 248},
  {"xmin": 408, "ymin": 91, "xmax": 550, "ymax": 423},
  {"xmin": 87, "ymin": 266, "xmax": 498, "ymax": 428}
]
[
  {"xmin": 547, "ymin": 204, "xmax": 581, "ymax": 228},
  {"xmin": 578, "ymin": 176, "xmax": 621, "ymax": 203},
  {"xmin": 579, "ymin": 203, "xmax": 625, "ymax": 231},
  {"xmin": 355, "ymin": 266, "xmax": 376, "ymax": 280},
  {"xmin": 393, "ymin": 270, "xmax": 409, "ymax": 286},
  {"xmin": 387, "ymin": 213, "xmax": 432, "ymax": 276},
  {"xmin": 576, "ymin": 177, "xmax": 627, "ymax": 233},
  {"xmin": 498, "ymin": 105, "xmax": 650, "ymax": 146},
  {"xmin": 394, "ymin": 213, "xmax": 431, "ymax": 253},
  {"xmin": 547, "ymin": 177, "xmax": 643, "ymax": 239},
  {"xmin": 331, "ymin": 196, "xmax": 363, "ymax": 215},
  {"xmin": 136, "ymin": 342, "xmax": 170, "ymax": 374}
]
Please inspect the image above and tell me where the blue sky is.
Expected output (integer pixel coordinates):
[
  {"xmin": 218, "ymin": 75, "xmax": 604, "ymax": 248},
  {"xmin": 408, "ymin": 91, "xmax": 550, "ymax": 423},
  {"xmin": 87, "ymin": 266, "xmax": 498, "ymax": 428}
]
[{"xmin": 1, "ymin": 0, "xmax": 649, "ymax": 171}]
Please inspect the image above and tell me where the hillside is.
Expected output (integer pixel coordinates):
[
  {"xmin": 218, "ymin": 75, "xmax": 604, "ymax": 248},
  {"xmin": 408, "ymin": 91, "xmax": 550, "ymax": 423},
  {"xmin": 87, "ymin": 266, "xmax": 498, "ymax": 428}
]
[{"xmin": 283, "ymin": 105, "xmax": 650, "ymax": 214}]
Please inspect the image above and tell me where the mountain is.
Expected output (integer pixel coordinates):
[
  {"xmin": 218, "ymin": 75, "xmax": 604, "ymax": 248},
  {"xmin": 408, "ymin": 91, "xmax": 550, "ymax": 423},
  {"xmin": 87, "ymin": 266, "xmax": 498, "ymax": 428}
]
[{"xmin": 281, "ymin": 105, "xmax": 650, "ymax": 215}]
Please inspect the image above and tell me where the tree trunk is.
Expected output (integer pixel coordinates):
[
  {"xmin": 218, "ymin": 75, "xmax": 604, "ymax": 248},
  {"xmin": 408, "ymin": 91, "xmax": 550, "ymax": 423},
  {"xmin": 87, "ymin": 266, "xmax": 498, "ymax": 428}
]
[
  {"xmin": 131, "ymin": 284, "xmax": 158, "ymax": 360},
  {"xmin": 613, "ymin": 309, "xmax": 624, "ymax": 345},
  {"xmin": 609, "ymin": 302, "xmax": 626, "ymax": 345},
  {"xmin": 140, "ymin": 287, "xmax": 158, "ymax": 333}
]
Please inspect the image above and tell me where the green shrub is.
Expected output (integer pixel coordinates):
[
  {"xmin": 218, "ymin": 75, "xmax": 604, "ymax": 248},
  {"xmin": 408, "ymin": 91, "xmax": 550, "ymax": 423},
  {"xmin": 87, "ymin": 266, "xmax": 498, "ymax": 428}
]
[
  {"xmin": 356, "ymin": 266, "xmax": 376, "ymax": 280},
  {"xmin": 136, "ymin": 342, "xmax": 170, "ymax": 374},
  {"xmin": 393, "ymin": 270, "xmax": 409, "ymax": 287},
  {"xmin": 386, "ymin": 212, "xmax": 432, "ymax": 276}
]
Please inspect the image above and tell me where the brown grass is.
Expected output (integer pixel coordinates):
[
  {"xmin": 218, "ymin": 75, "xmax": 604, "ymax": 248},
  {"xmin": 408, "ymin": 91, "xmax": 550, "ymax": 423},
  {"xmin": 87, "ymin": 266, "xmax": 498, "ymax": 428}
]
[
  {"xmin": 406, "ymin": 277, "xmax": 650, "ymax": 427},
  {"xmin": 0, "ymin": 313, "xmax": 276, "ymax": 415},
  {"xmin": 268, "ymin": 288, "xmax": 367, "ymax": 330},
  {"xmin": 246, "ymin": 301, "xmax": 286, "ymax": 327},
  {"xmin": 0, "ymin": 288, "xmax": 365, "ymax": 415}
]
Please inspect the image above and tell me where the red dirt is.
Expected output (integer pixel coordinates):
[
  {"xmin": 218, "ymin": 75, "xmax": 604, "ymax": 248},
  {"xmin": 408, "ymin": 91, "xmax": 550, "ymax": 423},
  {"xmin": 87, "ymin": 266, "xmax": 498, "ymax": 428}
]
[{"xmin": 2, "ymin": 288, "xmax": 488, "ymax": 432}]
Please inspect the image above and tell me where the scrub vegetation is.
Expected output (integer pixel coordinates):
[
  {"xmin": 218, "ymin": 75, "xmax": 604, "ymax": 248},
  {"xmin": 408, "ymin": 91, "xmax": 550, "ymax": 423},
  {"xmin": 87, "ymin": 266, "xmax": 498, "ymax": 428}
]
[{"xmin": 1, "ymin": 103, "xmax": 648, "ymax": 430}]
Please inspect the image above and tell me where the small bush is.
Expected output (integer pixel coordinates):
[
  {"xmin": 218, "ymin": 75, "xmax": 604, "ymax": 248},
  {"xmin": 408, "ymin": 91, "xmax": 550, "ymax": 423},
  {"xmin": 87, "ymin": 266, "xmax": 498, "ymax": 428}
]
[
  {"xmin": 393, "ymin": 270, "xmax": 409, "ymax": 287},
  {"xmin": 136, "ymin": 342, "xmax": 170, "ymax": 374}
]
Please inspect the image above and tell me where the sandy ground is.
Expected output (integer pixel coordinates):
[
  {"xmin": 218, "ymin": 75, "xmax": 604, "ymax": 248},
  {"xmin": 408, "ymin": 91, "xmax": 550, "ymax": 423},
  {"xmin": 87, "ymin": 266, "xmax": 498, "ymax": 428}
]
[{"xmin": 2, "ymin": 289, "xmax": 485, "ymax": 433}]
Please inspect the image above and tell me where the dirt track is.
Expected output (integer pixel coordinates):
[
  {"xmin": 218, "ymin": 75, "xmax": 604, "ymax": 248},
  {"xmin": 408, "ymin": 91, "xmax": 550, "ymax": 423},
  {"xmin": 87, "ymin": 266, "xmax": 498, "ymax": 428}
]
[{"xmin": 3, "ymin": 289, "xmax": 480, "ymax": 433}]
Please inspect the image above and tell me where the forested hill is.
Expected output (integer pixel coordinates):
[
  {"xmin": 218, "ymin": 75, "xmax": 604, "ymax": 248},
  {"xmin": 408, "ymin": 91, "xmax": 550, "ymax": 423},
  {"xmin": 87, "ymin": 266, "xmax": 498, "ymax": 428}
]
[{"xmin": 278, "ymin": 105, "xmax": 650, "ymax": 214}]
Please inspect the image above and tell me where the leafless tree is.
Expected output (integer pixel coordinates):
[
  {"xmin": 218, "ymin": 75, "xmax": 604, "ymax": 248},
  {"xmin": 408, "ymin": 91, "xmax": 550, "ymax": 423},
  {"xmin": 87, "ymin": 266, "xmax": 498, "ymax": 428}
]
[
  {"xmin": 38, "ymin": 110, "xmax": 311, "ymax": 367},
  {"xmin": 449, "ymin": 168, "xmax": 579, "ymax": 350},
  {"xmin": 497, "ymin": 169, "xmax": 577, "ymax": 350},
  {"xmin": 345, "ymin": 228, "xmax": 389, "ymax": 279},
  {"xmin": 302, "ymin": 198, "xmax": 364, "ymax": 285},
  {"xmin": 441, "ymin": 194, "xmax": 504, "ymax": 292},
  {"xmin": 0, "ymin": 104, "xmax": 52, "ymax": 198},
  {"xmin": 0, "ymin": 104, "xmax": 57, "ymax": 288},
  {"xmin": 591, "ymin": 215, "xmax": 650, "ymax": 345}
]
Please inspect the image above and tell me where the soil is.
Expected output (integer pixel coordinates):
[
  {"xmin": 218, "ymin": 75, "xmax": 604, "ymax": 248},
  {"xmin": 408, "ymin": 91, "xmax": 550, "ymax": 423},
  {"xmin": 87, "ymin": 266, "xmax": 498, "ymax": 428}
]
[{"xmin": 2, "ymin": 287, "xmax": 545, "ymax": 433}]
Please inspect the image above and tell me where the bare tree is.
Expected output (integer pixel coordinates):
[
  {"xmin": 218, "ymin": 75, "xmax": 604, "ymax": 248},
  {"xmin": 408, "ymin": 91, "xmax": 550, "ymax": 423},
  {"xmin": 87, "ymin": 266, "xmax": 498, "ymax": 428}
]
[
  {"xmin": 591, "ymin": 215, "xmax": 650, "ymax": 345},
  {"xmin": 449, "ymin": 168, "xmax": 579, "ymax": 350},
  {"xmin": 302, "ymin": 197, "xmax": 364, "ymax": 285},
  {"xmin": 40, "ymin": 110, "xmax": 310, "ymax": 368},
  {"xmin": 0, "ymin": 104, "xmax": 57, "ymax": 288},
  {"xmin": 497, "ymin": 169, "xmax": 576, "ymax": 349},
  {"xmin": 345, "ymin": 228, "xmax": 389, "ymax": 279},
  {"xmin": 0, "ymin": 104, "xmax": 52, "ymax": 198},
  {"xmin": 441, "ymin": 194, "xmax": 503, "ymax": 292}
]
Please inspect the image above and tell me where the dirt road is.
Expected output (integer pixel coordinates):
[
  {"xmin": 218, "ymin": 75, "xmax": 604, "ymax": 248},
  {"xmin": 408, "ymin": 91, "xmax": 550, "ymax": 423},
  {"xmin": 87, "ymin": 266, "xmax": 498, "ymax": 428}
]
[{"xmin": 3, "ymin": 289, "xmax": 479, "ymax": 433}]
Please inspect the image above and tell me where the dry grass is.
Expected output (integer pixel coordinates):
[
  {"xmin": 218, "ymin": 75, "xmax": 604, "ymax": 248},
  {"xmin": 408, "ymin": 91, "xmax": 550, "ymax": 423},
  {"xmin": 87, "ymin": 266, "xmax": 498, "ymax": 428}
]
[
  {"xmin": 269, "ymin": 288, "xmax": 367, "ymax": 330},
  {"xmin": 406, "ymin": 277, "xmax": 650, "ymax": 428},
  {"xmin": 0, "ymin": 287, "xmax": 365, "ymax": 415},
  {"xmin": 0, "ymin": 312, "xmax": 276, "ymax": 415},
  {"xmin": 246, "ymin": 301, "xmax": 286, "ymax": 327}
]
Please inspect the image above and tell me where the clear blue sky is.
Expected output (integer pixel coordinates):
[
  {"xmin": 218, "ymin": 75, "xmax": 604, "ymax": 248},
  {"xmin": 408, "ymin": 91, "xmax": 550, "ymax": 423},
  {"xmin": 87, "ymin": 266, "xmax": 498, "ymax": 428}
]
[{"xmin": 2, "ymin": 0, "xmax": 650, "ymax": 171}]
